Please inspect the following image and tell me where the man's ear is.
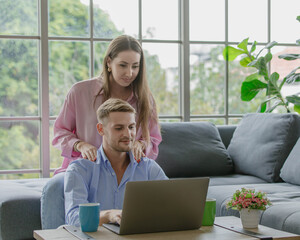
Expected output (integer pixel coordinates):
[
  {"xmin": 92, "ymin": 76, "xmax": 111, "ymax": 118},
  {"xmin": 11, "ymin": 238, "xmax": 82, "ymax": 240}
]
[{"xmin": 97, "ymin": 123, "xmax": 104, "ymax": 136}]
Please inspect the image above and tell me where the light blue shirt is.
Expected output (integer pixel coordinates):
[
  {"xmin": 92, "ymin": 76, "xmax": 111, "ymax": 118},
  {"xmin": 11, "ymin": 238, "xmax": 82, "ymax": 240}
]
[{"xmin": 64, "ymin": 145, "xmax": 168, "ymax": 226}]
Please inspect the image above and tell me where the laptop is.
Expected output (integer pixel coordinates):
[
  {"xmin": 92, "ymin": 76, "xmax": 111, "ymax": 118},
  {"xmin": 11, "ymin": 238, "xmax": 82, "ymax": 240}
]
[{"xmin": 103, "ymin": 177, "xmax": 209, "ymax": 235}]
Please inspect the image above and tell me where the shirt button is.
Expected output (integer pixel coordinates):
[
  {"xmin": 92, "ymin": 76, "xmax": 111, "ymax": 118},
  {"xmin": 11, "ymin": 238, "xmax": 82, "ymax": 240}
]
[{"xmin": 112, "ymin": 172, "xmax": 115, "ymax": 176}]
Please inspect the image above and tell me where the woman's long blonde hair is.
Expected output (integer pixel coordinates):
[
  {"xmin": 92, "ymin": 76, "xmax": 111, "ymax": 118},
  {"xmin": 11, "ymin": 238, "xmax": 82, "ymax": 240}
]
[{"xmin": 96, "ymin": 35, "xmax": 158, "ymax": 146}]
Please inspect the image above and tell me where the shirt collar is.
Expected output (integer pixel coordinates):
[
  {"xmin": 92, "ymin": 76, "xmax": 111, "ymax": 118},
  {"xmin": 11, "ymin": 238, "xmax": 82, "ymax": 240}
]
[{"xmin": 96, "ymin": 145, "xmax": 138, "ymax": 166}]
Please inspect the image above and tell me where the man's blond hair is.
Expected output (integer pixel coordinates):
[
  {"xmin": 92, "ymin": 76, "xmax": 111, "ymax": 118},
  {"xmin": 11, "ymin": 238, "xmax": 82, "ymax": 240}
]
[{"xmin": 96, "ymin": 98, "xmax": 136, "ymax": 123}]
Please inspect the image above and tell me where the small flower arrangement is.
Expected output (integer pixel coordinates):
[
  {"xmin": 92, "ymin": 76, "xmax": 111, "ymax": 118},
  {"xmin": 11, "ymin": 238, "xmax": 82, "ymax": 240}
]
[{"xmin": 226, "ymin": 188, "xmax": 272, "ymax": 211}]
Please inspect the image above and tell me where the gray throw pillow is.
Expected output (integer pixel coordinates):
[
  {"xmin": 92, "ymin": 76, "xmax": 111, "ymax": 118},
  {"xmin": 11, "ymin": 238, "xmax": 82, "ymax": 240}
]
[
  {"xmin": 227, "ymin": 113, "xmax": 300, "ymax": 182},
  {"xmin": 156, "ymin": 122, "xmax": 233, "ymax": 178},
  {"xmin": 280, "ymin": 137, "xmax": 300, "ymax": 185}
]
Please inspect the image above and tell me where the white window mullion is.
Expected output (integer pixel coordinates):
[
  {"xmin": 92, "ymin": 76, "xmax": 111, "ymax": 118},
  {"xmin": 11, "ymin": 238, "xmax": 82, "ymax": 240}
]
[{"xmin": 40, "ymin": 0, "xmax": 50, "ymax": 178}]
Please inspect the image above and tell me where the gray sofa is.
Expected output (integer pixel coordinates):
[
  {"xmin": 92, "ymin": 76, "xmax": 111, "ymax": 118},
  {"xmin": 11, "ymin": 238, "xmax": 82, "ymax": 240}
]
[{"xmin": 1, "ymin": 113, "xmax": 300, "ymax": 240}]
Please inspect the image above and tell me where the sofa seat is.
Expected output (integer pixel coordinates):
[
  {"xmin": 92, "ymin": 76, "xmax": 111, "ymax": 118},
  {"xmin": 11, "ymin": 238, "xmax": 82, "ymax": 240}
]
[
  {"xmin": 0, "ymin": 178, "xmax": 49, "ymax": 240},
  {"xmin": 207, "ymin": 183, "xmax": 300, "ymax": 235},
  {"xmin": 209, "ymin": 174, "xmax": 267, "ymax": 186}
]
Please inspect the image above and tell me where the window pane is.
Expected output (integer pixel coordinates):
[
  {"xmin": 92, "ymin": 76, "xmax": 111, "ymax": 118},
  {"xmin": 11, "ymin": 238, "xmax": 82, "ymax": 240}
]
[
  {"xmin": 159, "ymin": 119, "xmax": 181, "ymax": 123},
  {"xmin": 143, "ymin": 43, "xmax": 179, "ymax": 116},
  {"xmin": 271, "ymin": 0, "xmax": 300, "ymax": 43},
  {"xmin": 228, "ymin": 118, "xmax": 242, "ymax": 125},
  {"xmin": 0, "ymin": 0, "xmax": 38, "ymax": 35},
  {"xmin": 94, "ymin": 41, "xmax": 110, "ymax": 77},
  {"xmin": 50, "ymin": 120, "xmax": 62, "ymax": 169},
  {"xmin": 228, "ymin": 0, "xmax": 267, "ymax": 42},
  {"xmin": 49, "ymin": 41, "xmax": 90, "ymax": 116},
  {"xmin": 190, "ymin": 44, "xmax": 225, "ymax": 115},
  {"xmin": 93, "ymin": 0, "xmax": 138, "ymax": 38},
  {"xmin": 48, "ymin": 0, "xmax": 89, "ymax": 37},
  {"xmin": 0, "ymin": 121, "xmax": 40, "ymax": 171},
  {"xmin": 0, "ymin": 173, "xmax": 40, "ymax": 180},
  {"xmin": 191, "ymin": 118, "xmax": 225, "ymax": 125},
  {"xmin": 190, "ymin": 0, "xmax": 225, "ymax": 41},
  {"xmin": 142, "ymin": 0, "xmax": 178, "ymax": 40},
  {"xmin": 0, "ymin": 39, "xmax": 38, "ymax": 116}
]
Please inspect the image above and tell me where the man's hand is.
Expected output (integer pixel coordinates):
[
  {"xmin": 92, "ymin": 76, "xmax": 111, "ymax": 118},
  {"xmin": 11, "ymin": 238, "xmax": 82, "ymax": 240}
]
[
  {"xmin": 132, "ymin": 140, "xmax": 146, "ymax": 161},
  {"xmin": 99, "ymin": 210, "xmax": 122, "ymax": 226},
  {"xmin": 76, "ymin": 142, "xmax": 97, "ymax": 162}
]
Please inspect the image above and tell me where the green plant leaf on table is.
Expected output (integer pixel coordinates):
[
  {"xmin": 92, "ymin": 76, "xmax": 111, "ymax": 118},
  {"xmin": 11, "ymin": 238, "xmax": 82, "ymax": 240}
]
[{"xmin": 241, "ymin": 79, "xmax": 267, "ymax": 101}]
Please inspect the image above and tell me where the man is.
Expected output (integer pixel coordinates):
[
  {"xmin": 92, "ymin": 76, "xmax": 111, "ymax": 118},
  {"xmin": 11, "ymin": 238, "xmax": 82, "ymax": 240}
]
[{"xmin": 64, "ymin": 98, "xmax": 168, "ymax": 226}]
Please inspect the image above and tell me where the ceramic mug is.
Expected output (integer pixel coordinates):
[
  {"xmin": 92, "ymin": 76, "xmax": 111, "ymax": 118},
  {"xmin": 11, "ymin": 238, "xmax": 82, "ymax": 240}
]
[
  {"xmin": 202, "ymin": 198, "xmax": 216, "ymax": 226},
  {"xmin": 79, "ymin": 203, "xmax": 100, "ymax": 232}
]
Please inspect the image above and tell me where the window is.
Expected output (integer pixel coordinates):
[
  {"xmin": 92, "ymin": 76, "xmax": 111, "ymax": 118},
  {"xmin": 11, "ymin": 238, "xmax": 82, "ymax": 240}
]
[{"xmin": 0, "ymin": 0, "xmax": 299, "ymax": 178}]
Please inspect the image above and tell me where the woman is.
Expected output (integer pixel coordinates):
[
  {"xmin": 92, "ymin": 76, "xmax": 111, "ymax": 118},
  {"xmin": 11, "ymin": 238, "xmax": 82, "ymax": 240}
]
[
  {"xmin": 52, "ymin": 34, "xmax": 161, "ymax": 174},
  {"xmin": 41, "ymin": 35, "xmax": 161, "ymax": 229}
]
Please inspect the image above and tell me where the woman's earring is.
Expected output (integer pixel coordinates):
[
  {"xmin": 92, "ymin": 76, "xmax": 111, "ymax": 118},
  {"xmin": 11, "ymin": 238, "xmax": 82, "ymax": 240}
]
[{"xmin": 108, "ymin": 67, "xmax": 111, "ymax": 72}]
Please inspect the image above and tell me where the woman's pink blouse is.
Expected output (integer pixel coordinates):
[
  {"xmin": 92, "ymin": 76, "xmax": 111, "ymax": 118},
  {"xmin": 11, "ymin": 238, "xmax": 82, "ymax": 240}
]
[{"xmin": 52, "ymin": 78, "xmax": 162, "ymax": 174}]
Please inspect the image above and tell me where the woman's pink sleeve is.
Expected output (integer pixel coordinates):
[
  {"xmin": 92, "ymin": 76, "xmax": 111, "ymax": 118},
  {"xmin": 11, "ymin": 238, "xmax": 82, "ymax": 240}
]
[
  {"xmin": 144, "ymin": 108, "xmax": 162, "ymax": 160},
  {"xmin": 52, "ymin": 90, "xmax": 81, "ymax": 159}
]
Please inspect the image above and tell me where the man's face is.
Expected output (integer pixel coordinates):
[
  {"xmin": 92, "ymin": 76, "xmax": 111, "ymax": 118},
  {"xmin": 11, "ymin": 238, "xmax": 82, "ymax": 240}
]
[{"xmin": 100, "ymin": 111, "xmax": 136, "ymax": 153}]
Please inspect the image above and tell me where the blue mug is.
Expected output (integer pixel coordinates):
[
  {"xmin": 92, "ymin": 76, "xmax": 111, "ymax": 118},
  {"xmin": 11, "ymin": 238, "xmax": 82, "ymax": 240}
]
[{"xmin": 79, "ymin": 203, "xmax": 100, "ymax": 232}]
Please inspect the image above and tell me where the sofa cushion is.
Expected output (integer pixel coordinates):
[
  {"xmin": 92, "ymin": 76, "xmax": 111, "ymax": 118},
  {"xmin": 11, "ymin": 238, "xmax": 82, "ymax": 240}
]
[
  {"xmin": 227, "ymin": 113, "xmax": 300, "ymax": 182},
  {"xmin": 156, "ymin": 122, "xmax": 233, "ymax": 178},
  {"xmin": 280, "ymin": 137, "xmax": 300, "ymax": 185}
]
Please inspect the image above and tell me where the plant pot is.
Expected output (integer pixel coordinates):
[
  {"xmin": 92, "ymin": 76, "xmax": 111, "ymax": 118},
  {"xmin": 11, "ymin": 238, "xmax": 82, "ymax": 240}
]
[{"xmin": 239, "ymin": 209, "xmax": 261, "ymax": 228}]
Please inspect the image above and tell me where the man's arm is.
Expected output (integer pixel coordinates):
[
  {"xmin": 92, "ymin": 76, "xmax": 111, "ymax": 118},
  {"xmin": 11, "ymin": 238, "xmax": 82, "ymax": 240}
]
[{"xmin": 64, "ymin": 163, "xmax": 90, "ymax": 226}]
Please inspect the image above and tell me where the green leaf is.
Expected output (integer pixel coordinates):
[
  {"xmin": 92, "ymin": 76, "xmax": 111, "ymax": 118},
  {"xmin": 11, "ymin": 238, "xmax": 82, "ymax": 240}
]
[
  {"xmin": 257, "ymin": 41, "xmax": 277, "ymax": 57},
  {"xmin": 223, "ymin": 46, "xmax": 245, "ymax": 61},
  {"xmin": 256, "ymin": 57, "xmax": 269, "ymax": 78},
  {"xmin": 294, "ymin": 105, "xmax": 300, "ymax": 114},
  {"xmin": 267, "ymin": 72, "xmax": 280, "ymax": 95},
  {"xmin": 297, "ymin": 39, "xmax": 300, "ymax": 45},
  {"xmin": 240, "ymin": 56, "xmax": 252, "ymax": 67},
  {"xmin": 286, "ymin": 73, "xmax": 300, "ymax": 84},
  {"xmin": 250, "ymin": 41, "xmax": 257, "ymax": 53},
  {"xmin": 270, "ymin": 72, "xmax": 280, "ymax": 82},
  {"xmin": 278, "ymin": 54, "xmax": 300, "ymax": 60},
  {"xmin": 284, "ymin": 67, "xmax": 300, "ymax": 84},
  {"xmin": 297, "ymin": 15, "xmax": 300, "ymax": 22},
  {"xmin": 241, "ymin": 80, "xmax": 267, "ymax": 101},
  {"xmin": 265, "ymin": 52, "xmax": 273, "ymax": 63},
  {"xmin": 257, "ymin": 101, "xmax": 267, "ymax": 113},
  {"xmin": 286, "ymin": 95, "xmax": 300, "ymax": 105},
  {"xmin": 245, "ymin": 73, "xmax": 261, "ymax": 82},
  {"xmin": 238, "ymin": 38, "xmax": 249, "ymax": 52}
]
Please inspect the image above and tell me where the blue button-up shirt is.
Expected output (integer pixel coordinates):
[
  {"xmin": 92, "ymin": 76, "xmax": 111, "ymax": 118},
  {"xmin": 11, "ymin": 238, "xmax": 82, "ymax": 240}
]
[{"xmin": 64, "ymin": 145, "xmax": 168, "ymax": 226}]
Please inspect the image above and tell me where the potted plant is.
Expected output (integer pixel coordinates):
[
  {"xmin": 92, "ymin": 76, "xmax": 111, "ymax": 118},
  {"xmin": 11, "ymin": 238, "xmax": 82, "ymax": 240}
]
[
  {"xmin": 223, "ymin": 16, "xmax": 300, "ymax": 114},
  {"xmin": 226, "ymin": 188, "xmax": 272, "ymax": 228}
]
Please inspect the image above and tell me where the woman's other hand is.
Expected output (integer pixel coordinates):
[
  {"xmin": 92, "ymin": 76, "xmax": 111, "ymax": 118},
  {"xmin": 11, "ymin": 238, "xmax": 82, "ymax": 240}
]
[{"xmin": 76, "ymin": 142, "xmax": 97, "ymax": 162}]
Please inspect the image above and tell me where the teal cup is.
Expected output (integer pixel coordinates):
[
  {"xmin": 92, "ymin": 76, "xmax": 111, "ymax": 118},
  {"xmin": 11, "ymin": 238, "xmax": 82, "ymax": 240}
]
[
  {"xmin": 79, "ymin": 203, "xmax": 100, "ymax": 232},
  {"xmin": 202, "ymin": 198, "xmax": 216, "ymax": 226}
]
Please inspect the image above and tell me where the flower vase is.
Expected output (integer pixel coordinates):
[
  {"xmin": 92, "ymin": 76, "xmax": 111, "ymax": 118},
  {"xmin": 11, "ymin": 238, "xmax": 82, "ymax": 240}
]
[{"xmin": 240, "ymin": 209, "xmax": 261, "ymax": 228}]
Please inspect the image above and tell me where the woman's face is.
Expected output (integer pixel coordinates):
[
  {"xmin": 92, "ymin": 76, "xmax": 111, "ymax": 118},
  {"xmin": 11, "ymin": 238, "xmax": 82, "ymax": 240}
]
[{"xmin": 107, "ymin": 50, "xmax": 141, "ymax": 88}]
